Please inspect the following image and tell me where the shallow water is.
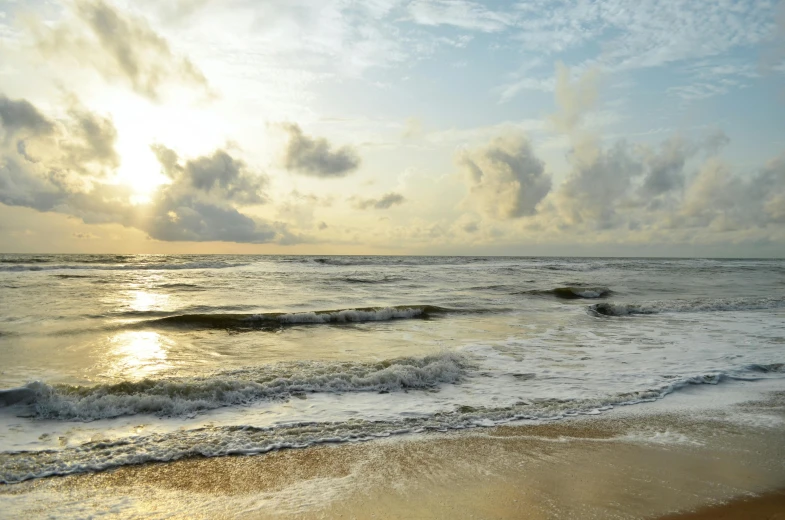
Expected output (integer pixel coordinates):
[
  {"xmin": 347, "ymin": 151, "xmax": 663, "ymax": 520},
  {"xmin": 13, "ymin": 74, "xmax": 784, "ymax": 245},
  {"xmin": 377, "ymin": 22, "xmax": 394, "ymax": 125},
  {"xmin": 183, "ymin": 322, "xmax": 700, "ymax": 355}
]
[{"xmin": 1, "ymin": 254, "xmax": 784, "ymax": 483}]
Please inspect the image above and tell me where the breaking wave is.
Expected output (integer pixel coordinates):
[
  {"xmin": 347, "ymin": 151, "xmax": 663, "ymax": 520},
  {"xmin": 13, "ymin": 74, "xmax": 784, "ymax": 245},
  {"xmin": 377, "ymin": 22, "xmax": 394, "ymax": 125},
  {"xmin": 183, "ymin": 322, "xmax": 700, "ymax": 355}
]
[
  {"xmin": 144, "ymin": 305, "xmax": 453, "ymax": 330},
  {"xmin": 0, "ymin": 352, "xmax": 468, "ymax": 421},
  {"xmin": 524, "ymin": 286, "xmax": 613, "ymax": 300},
  {"xmin": 3, "ymin": 363, "xmax": 783, "ymax": 483},
  {"xmin": 589, "ymin": 297, "xmax": 785, "ymax": 316}
]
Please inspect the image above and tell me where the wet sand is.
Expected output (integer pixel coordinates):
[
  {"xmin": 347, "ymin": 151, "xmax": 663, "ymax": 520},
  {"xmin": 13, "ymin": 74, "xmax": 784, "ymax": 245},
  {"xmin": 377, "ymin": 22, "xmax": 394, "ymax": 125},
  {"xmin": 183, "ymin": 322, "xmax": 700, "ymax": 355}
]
[
  {"xmin": 3, "ymin": 402, "xmax": 785, "ymax": 519},
  {"xmin": 659, "ymin": 490, "xmax": 785, "ymax": 519}
]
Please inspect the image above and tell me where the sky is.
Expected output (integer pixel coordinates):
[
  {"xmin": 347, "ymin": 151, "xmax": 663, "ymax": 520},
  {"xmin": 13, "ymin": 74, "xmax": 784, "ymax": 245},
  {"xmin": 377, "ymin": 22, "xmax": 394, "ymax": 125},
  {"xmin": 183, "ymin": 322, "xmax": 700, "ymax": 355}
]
[{"xmin": 0, "ymin": 0, "xmax": 784, "ymax": 256}]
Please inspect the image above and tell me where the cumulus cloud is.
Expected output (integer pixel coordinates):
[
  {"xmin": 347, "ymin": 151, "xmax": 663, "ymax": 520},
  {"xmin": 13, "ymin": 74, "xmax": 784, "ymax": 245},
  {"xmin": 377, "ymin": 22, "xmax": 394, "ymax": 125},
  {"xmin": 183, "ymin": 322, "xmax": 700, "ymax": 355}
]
[
  {"xmin": 352, "ymin": 192, "xmax": 406, "ymax": 210},
  {"xmin": 0, "ymin": 95, "xmax": 297, "ymax": 244},
  {"xmin": 679, "ymin": 155, "xmax": 785, "ymax": 230},
  {"xmin": 281, "ymin": 123, "xmax": 361, "ymax": 177},
  {"xmin": 151, "ymin": 145, "xmax": 267, "ymax": 205},
  {"xmin": 452, "ymin": 64, "xmax": 785, "ymax": 247},
  {"xmin": 530, "ymin": 65, "xmax": 784, "ymax": 237},
  {"xmin": 31, "ymin": 0, "xmax": 210, "ymax": 100},
  {"xmin": 143, "ymin": 145, "xmax": 284, "ymax": 243},
  {"xmin": 458, "ymin": 133, "xmax": 551, "ymax": 219}
]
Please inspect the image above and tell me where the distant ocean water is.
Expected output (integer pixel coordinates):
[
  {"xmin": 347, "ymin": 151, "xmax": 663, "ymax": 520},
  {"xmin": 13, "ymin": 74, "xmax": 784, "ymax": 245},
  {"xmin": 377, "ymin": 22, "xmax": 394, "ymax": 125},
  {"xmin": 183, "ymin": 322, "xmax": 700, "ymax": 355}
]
[{"xmin": 1, "ymin": 254, "xmax": 784, "ymax": 483}]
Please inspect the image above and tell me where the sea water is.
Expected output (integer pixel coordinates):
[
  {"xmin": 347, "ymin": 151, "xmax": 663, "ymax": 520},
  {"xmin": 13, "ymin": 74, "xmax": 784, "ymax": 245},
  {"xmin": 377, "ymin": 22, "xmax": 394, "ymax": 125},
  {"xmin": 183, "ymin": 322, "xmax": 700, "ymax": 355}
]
[{"xmin": 1, "ymin": 255, "xmax": 784, "ymax": 483}]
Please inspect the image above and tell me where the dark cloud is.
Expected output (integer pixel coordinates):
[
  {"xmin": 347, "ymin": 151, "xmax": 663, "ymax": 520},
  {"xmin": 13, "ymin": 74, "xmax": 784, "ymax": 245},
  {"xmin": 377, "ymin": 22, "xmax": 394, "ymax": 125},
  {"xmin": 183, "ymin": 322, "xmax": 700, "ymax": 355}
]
[
  {"xmin": 145, "ymin": 193, "xmax": 281, "ymax": 243},
  {"xmin": 281, "ymin": 123, "xmax": 361, "ymax": 177},
  {"xmin": 152, "ymin": 145, "xmax": 267, "ymax": 204},
  {"xmin": 0, "ymin": 95, "xmax": 54, "ymax": 139},
  {"xmin": 144, "ymin": 145, "xmax": 285, "ymax": 242},
  {"xmin": 352, "ymin": 192, "xmax": 406, "ymax": 210},
  {"xmin": 33, "ymin": 0, "xmax": 210, "ymax": 101},
  {"xmin": 459, "ymin": 133, "xmax": 551, "ymax": 219}
]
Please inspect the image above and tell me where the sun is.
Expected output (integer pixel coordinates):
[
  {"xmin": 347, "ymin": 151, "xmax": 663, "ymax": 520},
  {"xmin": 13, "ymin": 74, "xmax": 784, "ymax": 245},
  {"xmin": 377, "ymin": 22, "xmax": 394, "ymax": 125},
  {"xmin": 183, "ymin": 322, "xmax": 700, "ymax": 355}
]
[{"xmin": 112, "ymin": 129, "xmax": 169, "ymax": 203}]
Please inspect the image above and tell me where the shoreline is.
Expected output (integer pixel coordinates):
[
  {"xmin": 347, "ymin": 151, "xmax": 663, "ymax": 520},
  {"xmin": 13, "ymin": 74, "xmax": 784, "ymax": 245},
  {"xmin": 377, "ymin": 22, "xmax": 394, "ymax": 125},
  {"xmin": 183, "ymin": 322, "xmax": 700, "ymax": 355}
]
[{"xmin": 3, "ymin": 392, "xmax": 785, "ymax": 519}]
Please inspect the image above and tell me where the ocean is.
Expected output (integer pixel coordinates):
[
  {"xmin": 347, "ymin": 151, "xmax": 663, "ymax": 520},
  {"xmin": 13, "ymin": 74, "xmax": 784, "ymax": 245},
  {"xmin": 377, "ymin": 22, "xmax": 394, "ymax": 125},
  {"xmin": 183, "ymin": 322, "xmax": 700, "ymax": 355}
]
[{"xmin": 1, "ymin": 254, "xmax": 784, "ymax": 487}]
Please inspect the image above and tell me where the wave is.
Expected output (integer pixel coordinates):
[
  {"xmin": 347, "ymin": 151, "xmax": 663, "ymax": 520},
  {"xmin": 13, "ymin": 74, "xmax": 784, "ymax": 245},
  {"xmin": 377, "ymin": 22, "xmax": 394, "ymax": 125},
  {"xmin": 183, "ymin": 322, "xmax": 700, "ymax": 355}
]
[
  {"xmin": 0, "ymin": 352, "xmax": 467, "ymax": 421},
  {"xmin": 144, "ymin": 305, "xmax": 453, "ymax": 330},
  {"xmin": 155, "ymin": 283, "xmax": 207, "ymax": 291},
  {"xmin": 0, "ymin": 261, "xmax": 247, "ymax": 272},
  {"xmin": 4, "ymin": 363, "xmax": 783, "ymax": 483},
  {"xmin": 339, "ymin": 275, "xmax": 405, "ymax": 284},
  {"xmin": 589, "ymin": 297, "xmax": 785, "ymax": 316},
  {"xmin": 523, "ymin": 286, "xmax": 613, "ymax": 300}
]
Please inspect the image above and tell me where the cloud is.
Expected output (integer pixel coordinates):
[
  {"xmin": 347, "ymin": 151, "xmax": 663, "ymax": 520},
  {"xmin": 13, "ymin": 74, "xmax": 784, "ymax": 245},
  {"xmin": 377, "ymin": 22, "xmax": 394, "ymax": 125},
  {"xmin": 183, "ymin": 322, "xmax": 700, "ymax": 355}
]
[
  {"xmin": 275, "ymin": 190, "xmax": 333, "ymax": 230},
  {"xmin": 525, "ymin": 64, "xmax": 784, "ymax": 237},
  {"xmin": 458, "ymin": 133, "xmax": 551, "ymax": 219},
  {"xmin": 151, "ymin": 145, "xmax": 267, "ymax": 205},
  {"xmin": 145, "ymin": 193, "xmax": 282, "ymax": 243},
  {"xmin": 0, "ymin": 93, "xmax": 119, "ymax": 196},
  {"xmin": 407, "ymin": 0, "xmax": 511, "ymax": 33},
  {"xmin": 499, "ymin": 1, "xmax": 777, "ymax": 101},
  {"xmin": 281, "ymin": 123, "xmax": 361, "ymax": 177},
  {"xmin": 0, "ymin": 95, "xmax": 297, "ymax": 245},
  {"xmin": 72, "ymin": 231, "xmax": 99, "ymax": 239},
  {"xmin": 144, "ymin": 145, "xmax": 293, "ymax": 243},
  {"xmin": 31, "ymin": 0, "xmax": 210, "ymax": 100},
  {"xmin": 59, "ymin": 103, "xmax": 120, "ymax": 174},
  {"xmin": 542, "ymin": 64, "xmax": 641, "ymax": 228},
  {"xmin": 352, "ymin": 192, "xmax": 406, "ymax": 210},
  {"xmin": 680, "ymin": 155, "xmax": 785, "ymax": 230},
  {"xmin": 0, "ymin": 95, "xmax": 54, "ymax": 139}
]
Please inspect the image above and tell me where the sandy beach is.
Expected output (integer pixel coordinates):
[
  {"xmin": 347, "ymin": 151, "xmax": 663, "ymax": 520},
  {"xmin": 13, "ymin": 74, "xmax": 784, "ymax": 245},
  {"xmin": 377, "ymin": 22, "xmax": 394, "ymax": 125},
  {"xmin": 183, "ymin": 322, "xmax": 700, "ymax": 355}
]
[
  {"xmin": 3, "ymin": 387, "xmax": 784, "ymax": 519},
  {"xmin": 661, "ymin": 490, "xmax": 785, "ymax": 520}
]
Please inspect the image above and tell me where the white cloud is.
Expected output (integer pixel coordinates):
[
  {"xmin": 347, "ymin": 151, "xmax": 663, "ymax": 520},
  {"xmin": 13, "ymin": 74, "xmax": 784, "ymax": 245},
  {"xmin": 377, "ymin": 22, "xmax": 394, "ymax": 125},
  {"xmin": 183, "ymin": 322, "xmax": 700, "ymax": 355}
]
[
  {"xmin": 30, "ymin": 0, "xmax": 211, "ymax": 101},
  {"xmin": 499, "ymin": 0, "xmax": 777, "ymax": 99},
  {"xmin": 407, "ymin": 0, "xmax": 512, "ymax": 32}
]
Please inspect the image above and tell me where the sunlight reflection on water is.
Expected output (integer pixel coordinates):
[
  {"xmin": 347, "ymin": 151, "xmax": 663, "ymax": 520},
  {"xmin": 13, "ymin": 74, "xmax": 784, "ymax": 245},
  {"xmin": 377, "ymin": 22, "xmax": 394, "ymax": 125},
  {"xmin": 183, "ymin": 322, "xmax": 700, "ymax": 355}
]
[{"xmin": 109, "ymin": 331, "xmax": 172, "ymax": 378}]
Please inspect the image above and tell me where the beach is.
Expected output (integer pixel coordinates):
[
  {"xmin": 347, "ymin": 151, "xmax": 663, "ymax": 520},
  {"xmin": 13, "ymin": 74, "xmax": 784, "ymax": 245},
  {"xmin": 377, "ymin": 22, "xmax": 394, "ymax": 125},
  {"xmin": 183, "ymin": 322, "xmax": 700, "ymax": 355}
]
[
  {"xmin": 1, "ymin": 255, "xmax": 784, "ymax": 518},
  {"xmin": 3, "ymin": 381, "xmax": 785, "ymax": 518}
]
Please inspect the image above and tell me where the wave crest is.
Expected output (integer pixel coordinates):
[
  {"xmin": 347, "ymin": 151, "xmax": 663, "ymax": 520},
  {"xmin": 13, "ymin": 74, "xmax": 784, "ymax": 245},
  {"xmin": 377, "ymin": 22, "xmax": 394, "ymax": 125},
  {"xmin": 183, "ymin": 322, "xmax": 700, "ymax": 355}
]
[
  {"xmin": 146, "ymin": 305, "xmax": 451, "ymax": 330},
  {"xmin": 4, "ymin": 352, "xmax": 467, "ymax": 421},
  {"xmin": 5, "ymin": 364, "xmax": 784, "ymax": 483},
  {"xmin": 589, "ymin": 297, "xmax": 785, "ymax": 316},
  {"xmin": 524, "ymin": 286, "xmax": 613, "ymax": 300}
]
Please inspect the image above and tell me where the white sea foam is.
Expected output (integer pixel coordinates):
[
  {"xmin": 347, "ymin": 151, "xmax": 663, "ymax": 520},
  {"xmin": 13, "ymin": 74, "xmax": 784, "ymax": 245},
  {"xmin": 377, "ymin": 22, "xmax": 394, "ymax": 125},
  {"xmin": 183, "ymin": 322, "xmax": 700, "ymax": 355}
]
[
  {"xmin": 276, "ymin": 307, "xmax": 427, "ymax": 324},
  {"xmin": 1, "ymin": 367, "xmax": 776, "ymax": 484},
  {"xmin": 6, "ymin": 352, "xmax": 467, "ymax": 421}
]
